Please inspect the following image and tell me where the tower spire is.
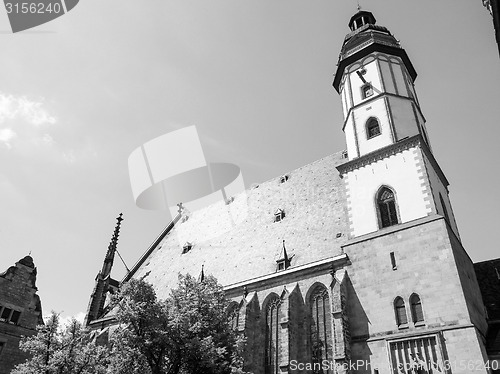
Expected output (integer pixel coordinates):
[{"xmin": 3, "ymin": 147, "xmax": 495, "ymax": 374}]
[
  {"xmin": 84, "ymin": 213, "xmax": 124, "ymax": 326},
  {"xmin": 101, "ymin": 213, "xmax": 123, "ymax": 277}
]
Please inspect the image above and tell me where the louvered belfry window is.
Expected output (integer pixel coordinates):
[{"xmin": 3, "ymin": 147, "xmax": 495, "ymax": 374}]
[
  {"xmin": 310, "ymin": 286, "xmax": 333, "ymax": 374},
  {"xmin": 389, "ymin": 336, "xmax": 444, "ymax": 374},
  {"xmin": 395, "ymin": 297, "xmax": 408, "ymax": 326},
  {"xmin": 265, "ymin": 297, "xmax": 281, "ymax": 374},
  {"xmin": 410, "ymin": 294, "xmax": 424, "ymax": 323},
  {"xmin": 378, "ymin": 187, "xmax": 399, "ymax": 228}
]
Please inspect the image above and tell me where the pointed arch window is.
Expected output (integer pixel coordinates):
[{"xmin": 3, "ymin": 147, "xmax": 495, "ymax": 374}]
[
  {"xmin": 227, "ymin": 303, "xmax": 240, "ymax": 331},
  {"xmin": 265, "ymin": 296, "xmax": 281, "ymax": 374},
  {"xmin": 366, "ymin": 118, "xmax": 381, "ymax": 139},
  {"xmin": 394, "ymin": 297, "xmax": 408, "ymax": 327},
  {"xmin": 410, "ymin": 294, "xmax": 424, "ymax": 323},
  {"xmin": 310, "ymin": 286, "xmax": 333, "ymax": 373},
  {"xmin": 377, "ymin": 187, "xmax": 399, "ymax": 228}
]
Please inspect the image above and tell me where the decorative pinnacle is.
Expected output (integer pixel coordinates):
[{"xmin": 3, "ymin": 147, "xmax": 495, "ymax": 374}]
[{"xmin": 107, "ymin": 213, "xmax": 124, "ymax": 254}]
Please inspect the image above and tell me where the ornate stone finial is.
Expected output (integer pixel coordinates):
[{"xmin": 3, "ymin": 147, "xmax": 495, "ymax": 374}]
[
  {"xmin": 177, "ymin": 202, "xmax": 184, "ymax": 214},
  {"xmin": 243, "ymin": 285, "xmax": 248, "ymax": 298}
]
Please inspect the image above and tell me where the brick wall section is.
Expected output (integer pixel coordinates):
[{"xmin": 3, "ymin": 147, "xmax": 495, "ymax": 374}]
[{"xmin": 0, "ymin": 256, "xmax": 43, "ymax": 374}]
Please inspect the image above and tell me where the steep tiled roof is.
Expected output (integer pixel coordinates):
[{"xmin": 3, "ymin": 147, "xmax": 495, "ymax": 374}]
[{"xmin": 130, "ymin": 151, "xmax": 350, "ymax": 300}]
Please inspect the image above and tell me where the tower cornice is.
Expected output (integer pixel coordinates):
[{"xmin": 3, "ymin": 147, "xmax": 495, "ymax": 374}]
[
  {"xmin": 336, "ymin": 135, "xmax": 449, "ymax": 189},
  {"xmin": 341, "ymin": 92, "xmax": 426, "ymax": 132},
  {"xmin": 333, "ymin": 42, "xmax": 417, "ymax": 93}
]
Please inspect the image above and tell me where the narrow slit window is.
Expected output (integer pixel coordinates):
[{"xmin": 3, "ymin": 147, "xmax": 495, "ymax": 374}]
[
  {"xmin": 366, "ymin": 118, "xmax": 381, "ymax": 139},
  {"xmin": 390, "ymin": 252, "xmax": 397, "ymax": 270}
]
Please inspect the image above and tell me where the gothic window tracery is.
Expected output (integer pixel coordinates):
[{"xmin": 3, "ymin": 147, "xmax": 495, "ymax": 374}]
[
  {"xmin": 309, "ymin": 286, "xmax": 333, "ymax": 373},
  {"xmin": 265, "ymin": 296, "xmax": 281, "ymax": 374},
  {"xmin": 377, "ymin": 187, "xmax": 399, "ymax": 228},
  {"xmin": 227, "ymin": 303, "xmax": 240, "ymax": 331}
]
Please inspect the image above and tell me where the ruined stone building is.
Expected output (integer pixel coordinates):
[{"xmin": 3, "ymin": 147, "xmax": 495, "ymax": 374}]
[
  {"xmin": 85, "ymin": 10, "xmax": 500, "ymax": 374},
  {"xmin": 0, "ymin": 256, "xmax": 43, "ymax": 374}
]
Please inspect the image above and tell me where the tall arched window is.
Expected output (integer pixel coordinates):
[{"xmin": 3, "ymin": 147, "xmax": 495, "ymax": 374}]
[
  {"xmin": 410, "ymin": 294, "xmax": 424, "ymax": 323},
  {"xmin": 377, "ymin": 187, "xmax": 399, "ymax": 228},
  {"xmin": 310, "ymin": 286, "xmax": 333, "ymax": 373},
  {"xmin": 394, "ymin": 297, "xmax": 408, "ymax": 326},
  {"xmin": 366, "ymin": 118, "xmax": 381, "ymax": 139},
  {"xmin": 265, "ymin": 296, "xmax": 281, "ymax": 374},
  {"xmin": 227, "ymin": 303, "xmax": 240, "ymax": 331}
]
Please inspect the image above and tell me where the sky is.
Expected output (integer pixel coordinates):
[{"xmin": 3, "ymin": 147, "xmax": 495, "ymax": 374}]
[{"xmin": 0, "ymin": 0, "xmax": 499, "ymax": 319}]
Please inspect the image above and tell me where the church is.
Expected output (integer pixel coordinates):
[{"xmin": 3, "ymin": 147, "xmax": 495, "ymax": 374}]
[{"xmin": 85, "ymin": 10, "xmax": 500, "ymax": 374}]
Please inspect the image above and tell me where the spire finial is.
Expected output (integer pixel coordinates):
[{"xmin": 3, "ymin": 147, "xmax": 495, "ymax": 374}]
[
  {"xmin": 357, "ymin": 1, "xmax": 361, "ymax": 11},
  {"xmin": 199, "ymin": 264, "xmax": 205, "ymax": 283}
]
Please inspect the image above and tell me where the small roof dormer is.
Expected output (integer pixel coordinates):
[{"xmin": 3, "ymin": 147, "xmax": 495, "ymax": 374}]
[{"xmin": 348, "ymin": 10, "xmax": 376, "ymax": 31}]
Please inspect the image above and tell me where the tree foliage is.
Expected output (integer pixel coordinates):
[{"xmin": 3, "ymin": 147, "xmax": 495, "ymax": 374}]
[
  {"xmin": 12, "ymin": 312, "xmax": 109, "ymax": 374},
  {"xmin": 109, "ymin": 274, "xmax": 250, "ymax": 374},
  {"xmin": 13, "ymin": 274, "xmax": 250, "ymax": 374}
]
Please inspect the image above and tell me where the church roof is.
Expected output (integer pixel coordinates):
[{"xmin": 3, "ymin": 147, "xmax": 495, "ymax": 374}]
[{"xmin": 128, "ymin": 151, "xmax": 350, "ymax": 300}]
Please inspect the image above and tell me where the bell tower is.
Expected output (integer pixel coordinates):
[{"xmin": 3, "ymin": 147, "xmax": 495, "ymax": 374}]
[{"xmin": 334, "ymin": 10, "xmax": 460, "ymax": 239}]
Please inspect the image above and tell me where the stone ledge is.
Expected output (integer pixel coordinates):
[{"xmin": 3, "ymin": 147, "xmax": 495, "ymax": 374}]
[
  {"xmin": 224, "ymin": 254, "xmax": 349, "ymax": 296},
  {"xmin": 342, "ymin": 215, "xmax": 443, "ymax": 248},
  {"xmin": 351, "ymin": 323, "xmax": 476, "ymax": 343}
]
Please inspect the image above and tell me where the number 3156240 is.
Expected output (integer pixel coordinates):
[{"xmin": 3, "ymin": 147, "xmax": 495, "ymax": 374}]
[{"xmin": 5, "ymin": 2, "xmax": 62, "ymax": 14}]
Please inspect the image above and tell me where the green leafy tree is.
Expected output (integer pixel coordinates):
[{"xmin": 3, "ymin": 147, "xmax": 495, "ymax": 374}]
[
  {"xmin": 12, "ymin": 312, "xmax": 110, "ymax": 374},
  {"xmin": 109, "ymin": 275, "xmax": 250, "ymax": 374}
]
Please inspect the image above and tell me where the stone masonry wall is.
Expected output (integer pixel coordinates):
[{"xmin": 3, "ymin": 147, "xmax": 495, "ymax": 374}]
[
  {"xmin": 0, "ymin": 256, "xmax": 43, "ymax": 374},
  {"xmin": 344, "ymin": 216, "xmax": 489, "ymax": 374}
]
